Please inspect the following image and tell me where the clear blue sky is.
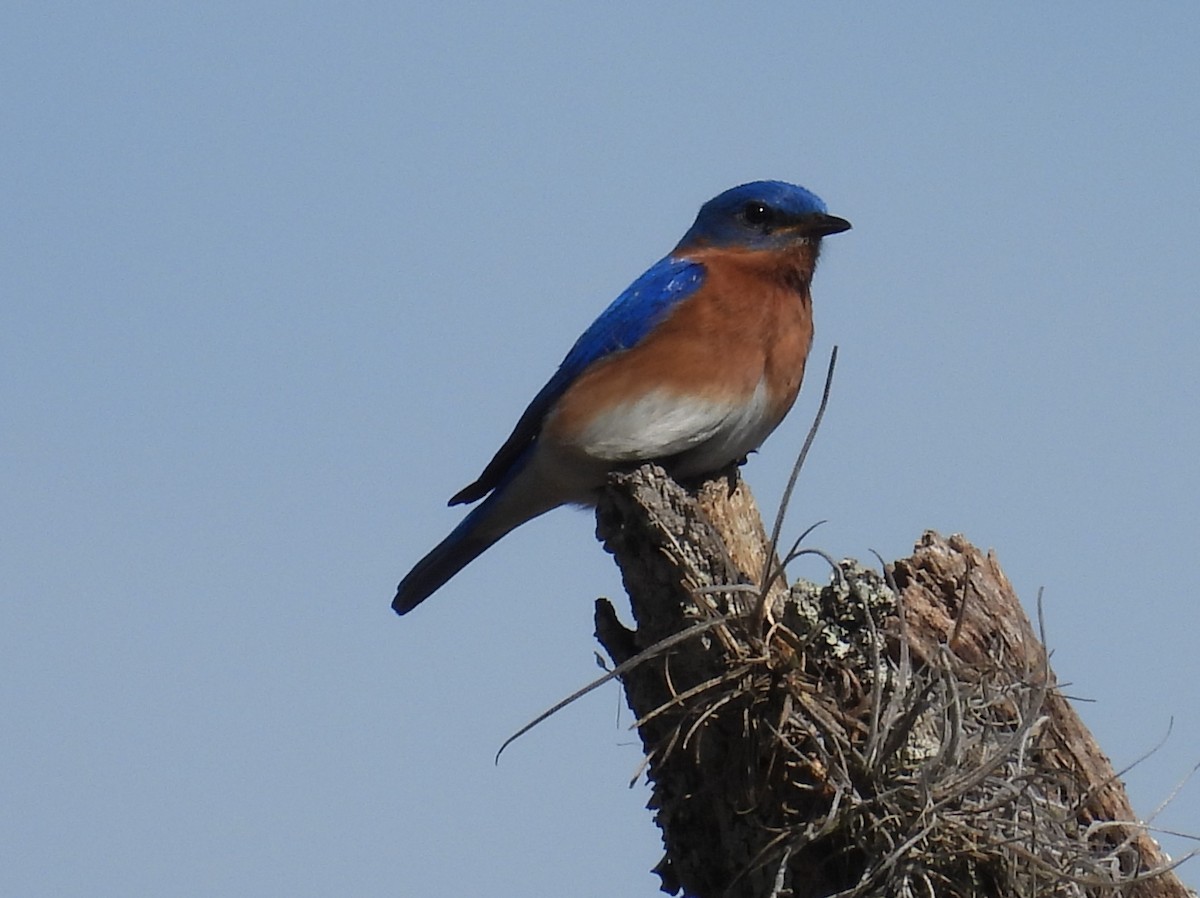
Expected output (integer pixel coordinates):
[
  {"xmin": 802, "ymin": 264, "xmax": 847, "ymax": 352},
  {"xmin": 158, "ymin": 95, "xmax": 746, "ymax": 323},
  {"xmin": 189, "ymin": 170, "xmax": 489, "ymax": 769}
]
[{"xmin": 3, "ymin": 4, "xmax": 1197, "ymax": 895}]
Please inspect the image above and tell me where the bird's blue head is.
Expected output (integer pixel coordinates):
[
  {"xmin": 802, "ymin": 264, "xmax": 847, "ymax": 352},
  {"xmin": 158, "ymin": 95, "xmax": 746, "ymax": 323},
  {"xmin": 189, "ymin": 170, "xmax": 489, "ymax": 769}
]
[{"xmin": 674, "ymin": 180, "xmax": 851, "ymax": 253}]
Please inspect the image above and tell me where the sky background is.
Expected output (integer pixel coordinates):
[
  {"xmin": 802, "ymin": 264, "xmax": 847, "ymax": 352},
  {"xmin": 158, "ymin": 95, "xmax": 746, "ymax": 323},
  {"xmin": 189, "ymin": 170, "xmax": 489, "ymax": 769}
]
[{"xmin": 3, "ymin": 4, "xmax": 1198, "ymax": 896}]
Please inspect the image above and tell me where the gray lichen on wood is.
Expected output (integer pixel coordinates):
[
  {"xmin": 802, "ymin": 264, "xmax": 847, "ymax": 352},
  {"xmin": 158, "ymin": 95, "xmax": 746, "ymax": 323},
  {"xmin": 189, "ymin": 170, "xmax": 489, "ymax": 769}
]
[{"xmin": 594, "ymin": 464, "xmax": 1194, "ymax": 898}]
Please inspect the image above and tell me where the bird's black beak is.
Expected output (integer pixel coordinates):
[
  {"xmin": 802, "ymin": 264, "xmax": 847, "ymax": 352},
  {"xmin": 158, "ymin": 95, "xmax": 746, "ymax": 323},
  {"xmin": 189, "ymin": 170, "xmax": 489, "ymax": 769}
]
[{"xmin": 806, "ymin": 213, "xmax": 852, "ymax": 237}]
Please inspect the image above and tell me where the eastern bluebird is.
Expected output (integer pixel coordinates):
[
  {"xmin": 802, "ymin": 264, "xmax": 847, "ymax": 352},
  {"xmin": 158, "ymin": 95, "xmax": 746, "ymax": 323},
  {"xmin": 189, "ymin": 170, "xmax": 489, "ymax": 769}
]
[{"xmin": 393, "ymin": 180, "xmax": 850, "ymax": 615}]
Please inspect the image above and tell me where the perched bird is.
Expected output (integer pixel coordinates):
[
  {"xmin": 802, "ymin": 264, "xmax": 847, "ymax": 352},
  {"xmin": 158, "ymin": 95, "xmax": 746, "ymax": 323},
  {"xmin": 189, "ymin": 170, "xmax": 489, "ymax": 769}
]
[{"xmin": 393, "ymin": 180, "xmax": 850, "ymax": 615}]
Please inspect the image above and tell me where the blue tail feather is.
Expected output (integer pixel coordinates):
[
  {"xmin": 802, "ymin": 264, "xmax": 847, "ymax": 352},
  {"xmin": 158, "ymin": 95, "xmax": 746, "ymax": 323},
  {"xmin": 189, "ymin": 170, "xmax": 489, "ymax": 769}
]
[
  {"xmin": 392, "ymin": 501, "xmax": 504, "ymax": 614},
  {"xmin": 392, "ymin": 536, "xmax": 492, "ymax": 613}
]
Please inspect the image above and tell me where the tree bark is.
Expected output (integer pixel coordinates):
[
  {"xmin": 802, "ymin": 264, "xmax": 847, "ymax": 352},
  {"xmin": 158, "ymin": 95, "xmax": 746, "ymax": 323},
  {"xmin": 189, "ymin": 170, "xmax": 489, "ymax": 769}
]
[{"xmin": 594, "ymin": 464, "xmax": 1194, "ymax": 898}]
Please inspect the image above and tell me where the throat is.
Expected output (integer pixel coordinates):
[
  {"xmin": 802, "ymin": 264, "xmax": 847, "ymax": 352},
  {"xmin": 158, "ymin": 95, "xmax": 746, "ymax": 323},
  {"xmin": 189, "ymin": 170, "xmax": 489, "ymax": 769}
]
[{"xmin": 777, "ymin": 242, "xmax": 820, "ymax": 295}]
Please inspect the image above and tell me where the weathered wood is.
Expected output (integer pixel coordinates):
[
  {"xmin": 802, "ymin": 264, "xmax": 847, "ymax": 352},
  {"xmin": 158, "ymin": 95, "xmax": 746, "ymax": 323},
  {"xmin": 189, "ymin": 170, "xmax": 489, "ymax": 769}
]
[
  {"xmin": 891, "ymin": 533, "xmax": 1191, "ymax": 898},
  {"xmin": 595, "ymin": 464, "xmax": 1193, "ymax": 898}
]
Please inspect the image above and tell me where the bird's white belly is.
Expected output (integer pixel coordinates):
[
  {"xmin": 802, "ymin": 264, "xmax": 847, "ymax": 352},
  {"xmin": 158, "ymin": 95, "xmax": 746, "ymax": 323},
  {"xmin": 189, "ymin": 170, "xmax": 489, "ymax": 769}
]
[{"xmin": 571, "ymin": 379, "xmax": 777, "ymax": 475}]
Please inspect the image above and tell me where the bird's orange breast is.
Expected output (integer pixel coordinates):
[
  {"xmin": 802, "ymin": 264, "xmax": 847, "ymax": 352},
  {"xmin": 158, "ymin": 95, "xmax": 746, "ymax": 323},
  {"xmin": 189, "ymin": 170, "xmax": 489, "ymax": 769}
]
[{"xmin": 544, "ymin": 244, "xmax": 816, "ymax": 454}]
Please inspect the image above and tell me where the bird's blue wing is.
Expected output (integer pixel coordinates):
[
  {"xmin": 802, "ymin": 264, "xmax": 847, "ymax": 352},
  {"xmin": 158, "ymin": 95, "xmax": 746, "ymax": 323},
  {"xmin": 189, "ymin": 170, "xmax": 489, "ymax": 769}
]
[
  {"xmin": 549, "ymin": 255, "xmax": 707, "ymax": 390},
  {"xmin": 449, "ymin": 255, "xmax": 705, "ymax": 505}
]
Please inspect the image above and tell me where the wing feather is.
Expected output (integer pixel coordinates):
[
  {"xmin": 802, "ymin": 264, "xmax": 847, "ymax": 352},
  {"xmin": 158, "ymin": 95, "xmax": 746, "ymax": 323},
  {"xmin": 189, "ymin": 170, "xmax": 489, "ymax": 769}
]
[{"xmin": 449, "ymin": 256, "xmax": 705, "ymax": 505}]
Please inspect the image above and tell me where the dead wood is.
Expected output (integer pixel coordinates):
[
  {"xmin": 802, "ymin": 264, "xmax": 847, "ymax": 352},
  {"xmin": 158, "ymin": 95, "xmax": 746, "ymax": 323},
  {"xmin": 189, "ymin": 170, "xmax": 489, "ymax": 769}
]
[{"xmin": 594, "ymin": 464, "xmax": 1194, "ymax": 898}]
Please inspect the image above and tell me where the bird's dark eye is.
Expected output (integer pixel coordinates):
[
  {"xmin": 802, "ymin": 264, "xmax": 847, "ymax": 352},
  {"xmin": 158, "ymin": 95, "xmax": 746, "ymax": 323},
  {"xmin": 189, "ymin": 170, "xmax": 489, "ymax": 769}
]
[{"xmin": 742, "ymin": 202, "xmax": 776, "ymax": 228}]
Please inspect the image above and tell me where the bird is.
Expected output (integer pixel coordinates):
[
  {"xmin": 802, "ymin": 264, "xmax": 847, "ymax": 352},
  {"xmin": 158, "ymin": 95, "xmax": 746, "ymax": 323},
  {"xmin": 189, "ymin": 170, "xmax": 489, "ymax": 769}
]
[{"xmin": 393, "ymin": 180, "xmax": 850, "ymax": 615}]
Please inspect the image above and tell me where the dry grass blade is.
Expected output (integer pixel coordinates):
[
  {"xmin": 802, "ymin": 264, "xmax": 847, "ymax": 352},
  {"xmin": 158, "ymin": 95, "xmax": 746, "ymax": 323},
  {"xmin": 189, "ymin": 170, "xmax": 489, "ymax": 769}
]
[
  {"xmin": 757, "ymin": 346, "xmax": 839, "ymax": 622},
  {"xmin": 494, "ymin": 614, "xmax": 731, "ymax": 763}
]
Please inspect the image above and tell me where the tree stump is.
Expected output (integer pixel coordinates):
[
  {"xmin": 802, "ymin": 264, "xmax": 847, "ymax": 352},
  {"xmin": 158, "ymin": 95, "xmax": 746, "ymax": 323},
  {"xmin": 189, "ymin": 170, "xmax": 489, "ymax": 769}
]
[{"xmin": 594, "ymin": 464, "xmax": 1194, "ymax": 898}]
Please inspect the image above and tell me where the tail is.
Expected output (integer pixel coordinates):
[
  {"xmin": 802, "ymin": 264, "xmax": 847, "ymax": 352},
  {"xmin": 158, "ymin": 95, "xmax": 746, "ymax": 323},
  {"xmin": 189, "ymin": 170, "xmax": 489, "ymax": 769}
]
[
  {"xmin": 393, "ymin": 444, "xmax": 580, "ymax": 614},
  {"xmin": 392, "ymin": 505, "xmax": 504, "ymax": 614},
  {"xmin": 393, "ymin": 454, "xmax": 568, "ymax": 614}
]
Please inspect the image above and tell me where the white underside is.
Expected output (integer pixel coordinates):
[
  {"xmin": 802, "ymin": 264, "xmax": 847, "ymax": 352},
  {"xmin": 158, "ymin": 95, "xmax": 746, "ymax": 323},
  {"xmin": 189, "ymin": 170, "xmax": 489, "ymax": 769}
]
[
  {"xmin": 472, "ymin": 380, "xmax": 782, "ymax": 541},
  {"xmin": 572, "ymin": 380, "xmax": 777, "ymax": 476}
]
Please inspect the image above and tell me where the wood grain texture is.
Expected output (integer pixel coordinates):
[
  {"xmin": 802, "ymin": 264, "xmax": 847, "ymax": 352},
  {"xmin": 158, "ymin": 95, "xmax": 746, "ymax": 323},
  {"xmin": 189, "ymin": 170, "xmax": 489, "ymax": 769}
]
[
  {"xmin": 891, "ymin": 533, "xmax": 1191, "ymax": 898},
  {"xmin": 595, "ymin": 464, "xmax": 1194, "ymax": 898}
]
